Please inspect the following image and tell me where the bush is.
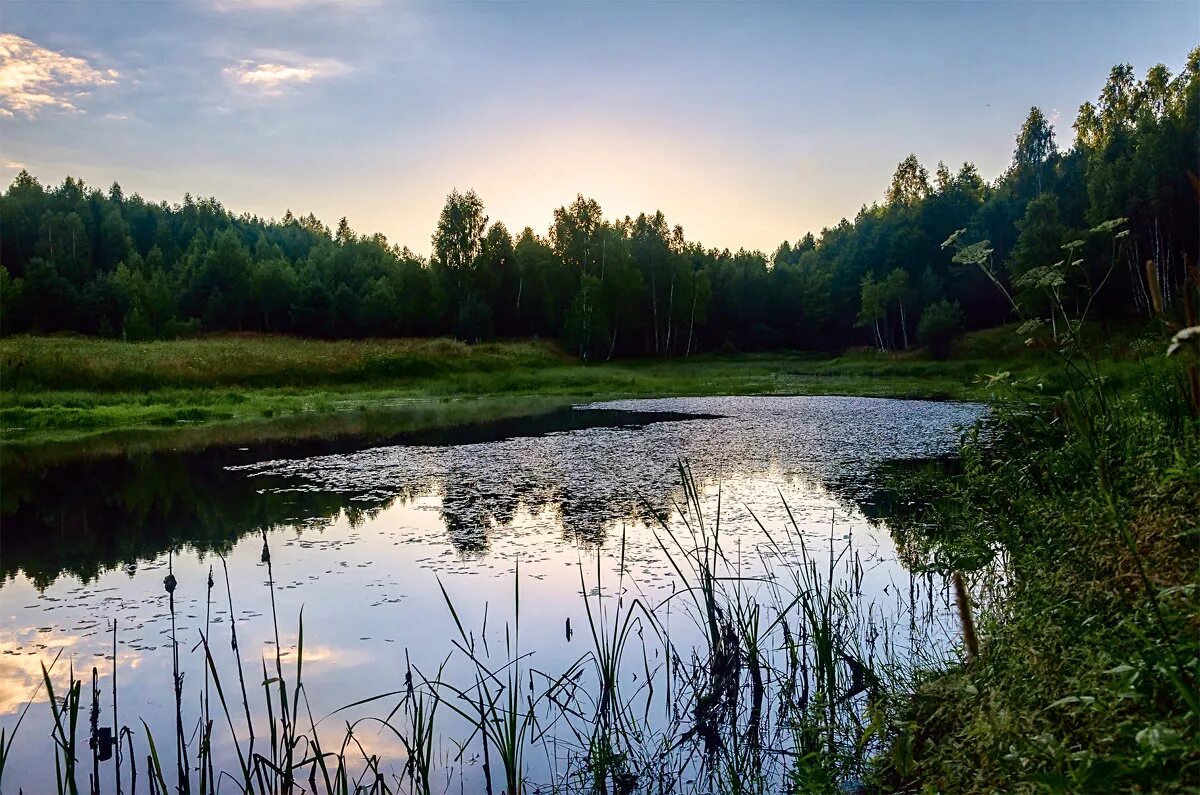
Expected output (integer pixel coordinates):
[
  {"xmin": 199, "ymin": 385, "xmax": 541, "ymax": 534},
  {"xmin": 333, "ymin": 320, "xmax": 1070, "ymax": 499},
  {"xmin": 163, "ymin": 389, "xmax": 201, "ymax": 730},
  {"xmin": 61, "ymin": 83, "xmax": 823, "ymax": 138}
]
[
  {"xmin": 917, "ymin": 300, "xmax": 964, "ymax": 360},
  {"xmin": 456, "ymin": 295, "xmax": 494, "ymax": 343},
  {"xmin": 881, "ymin": 371, "xmax": 1199, "ymax": 792}
]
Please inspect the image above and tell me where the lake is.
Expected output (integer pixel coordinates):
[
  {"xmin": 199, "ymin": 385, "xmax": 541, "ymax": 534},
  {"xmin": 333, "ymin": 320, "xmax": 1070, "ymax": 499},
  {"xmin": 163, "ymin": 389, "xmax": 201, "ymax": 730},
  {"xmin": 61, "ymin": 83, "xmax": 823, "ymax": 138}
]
[{"xmin": 0, "ymin": 395, "xmax": 987, "ymax": 793}]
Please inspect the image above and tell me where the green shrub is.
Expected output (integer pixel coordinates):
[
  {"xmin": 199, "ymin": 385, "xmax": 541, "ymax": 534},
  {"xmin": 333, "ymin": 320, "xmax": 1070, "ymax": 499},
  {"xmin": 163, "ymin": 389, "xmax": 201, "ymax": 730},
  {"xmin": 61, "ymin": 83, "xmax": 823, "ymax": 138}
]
[
  {"xmin": 880, "ymin": 367, "xmax": 1199, "ymax": 792},
  {"xmin": 916, "ymin": 300, "xmax": 964, "ymax": 360}
]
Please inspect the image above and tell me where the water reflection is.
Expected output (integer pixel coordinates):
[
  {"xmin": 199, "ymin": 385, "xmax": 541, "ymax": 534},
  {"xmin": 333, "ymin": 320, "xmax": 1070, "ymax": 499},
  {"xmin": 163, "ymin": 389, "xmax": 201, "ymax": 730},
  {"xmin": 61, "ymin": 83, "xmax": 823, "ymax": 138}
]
[
  {"xmin": 230, "ymin": 396, "xmax": 983, "ymax": 553},
  {"xmin": 0, "ymin": 631, "xmax": 86, "ymax": 714},
  {"xmin": 3, "ymin": 399, "xmax": 983, "ymax": 589},
  {"xmin": 0, "ymin": 396, "xmax": 986, "ymax": 792},
  {"xmin": 1, "ymin": 408, "xmax": 711, "ymax": 586}
]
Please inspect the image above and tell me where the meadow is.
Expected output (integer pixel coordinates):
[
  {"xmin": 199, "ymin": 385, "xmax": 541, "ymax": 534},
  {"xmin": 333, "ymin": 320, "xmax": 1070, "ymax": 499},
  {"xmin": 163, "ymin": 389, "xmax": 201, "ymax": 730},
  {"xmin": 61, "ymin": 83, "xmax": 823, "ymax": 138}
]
[{"xmin": 0, "ymin": 326, "xmax": 1156, "ymax": 453}]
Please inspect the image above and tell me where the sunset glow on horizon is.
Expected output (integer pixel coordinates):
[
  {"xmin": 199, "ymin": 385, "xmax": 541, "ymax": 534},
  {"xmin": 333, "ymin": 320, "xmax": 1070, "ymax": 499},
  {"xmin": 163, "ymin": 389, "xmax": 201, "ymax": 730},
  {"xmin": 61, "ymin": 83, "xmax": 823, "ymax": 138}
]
[{"xmin": 1, "ymin": 1, "xmax": 1194, "ymax": 254}]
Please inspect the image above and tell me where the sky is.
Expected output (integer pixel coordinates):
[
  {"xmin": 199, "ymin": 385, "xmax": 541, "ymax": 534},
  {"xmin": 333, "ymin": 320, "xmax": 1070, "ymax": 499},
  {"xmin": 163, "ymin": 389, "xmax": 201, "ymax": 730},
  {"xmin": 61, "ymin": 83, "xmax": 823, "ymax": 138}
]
[{"xmin": 0, "ymin": 1, "xmax": 1195, "ymax": 255}]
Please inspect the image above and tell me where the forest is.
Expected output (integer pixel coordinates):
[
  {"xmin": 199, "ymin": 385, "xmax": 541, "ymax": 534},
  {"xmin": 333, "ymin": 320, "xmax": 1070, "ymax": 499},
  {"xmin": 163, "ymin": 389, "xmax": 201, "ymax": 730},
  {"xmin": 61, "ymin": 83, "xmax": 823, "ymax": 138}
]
[{"xmin": 1, "ymin": 54, "xmax": 1196, "ymax": 359}]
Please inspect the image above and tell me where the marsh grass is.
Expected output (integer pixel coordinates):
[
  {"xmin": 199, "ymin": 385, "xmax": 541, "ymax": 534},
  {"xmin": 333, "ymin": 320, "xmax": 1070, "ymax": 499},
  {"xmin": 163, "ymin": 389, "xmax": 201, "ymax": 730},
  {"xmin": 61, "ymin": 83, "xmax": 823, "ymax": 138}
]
[
  {"xmin": 435, "ymin": 568, "xmax": 570, "ymax": 795},
  {"xmin": 2, "ymin": 326, "xmax": 1156, "ymax": 448},
  {"xmin": 877, "ymin": 355, "xmax": 1199, "ymax": 791},
  {"xmin": 6, "ymin": 457, "xmax": 970, "ymax": 795},
  {"xmin": 0, "ymin": 336, "xmax": 570, "ymax": 393}
]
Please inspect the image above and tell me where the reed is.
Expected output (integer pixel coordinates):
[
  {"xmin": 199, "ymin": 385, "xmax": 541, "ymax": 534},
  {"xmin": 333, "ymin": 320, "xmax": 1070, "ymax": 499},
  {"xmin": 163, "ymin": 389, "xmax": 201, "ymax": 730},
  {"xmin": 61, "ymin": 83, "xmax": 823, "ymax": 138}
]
[
  {"xmin": 42, "ymin": 656, "xmax": 83, "ymax": 795},
  {"xmin": 11, "ymin": 458, "xmax": 995, "ymax": 794},
  {"xmin": 433, "ymin": 567, "xmax": 591, "ymax": 795}
]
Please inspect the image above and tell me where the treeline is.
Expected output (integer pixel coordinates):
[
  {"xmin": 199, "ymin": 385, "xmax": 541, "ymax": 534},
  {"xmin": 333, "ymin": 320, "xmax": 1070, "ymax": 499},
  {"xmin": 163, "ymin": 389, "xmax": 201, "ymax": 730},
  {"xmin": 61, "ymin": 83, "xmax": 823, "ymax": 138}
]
[{"xmin": 1, "ymin": 53, "xmax": 1196, "ymax": 358}]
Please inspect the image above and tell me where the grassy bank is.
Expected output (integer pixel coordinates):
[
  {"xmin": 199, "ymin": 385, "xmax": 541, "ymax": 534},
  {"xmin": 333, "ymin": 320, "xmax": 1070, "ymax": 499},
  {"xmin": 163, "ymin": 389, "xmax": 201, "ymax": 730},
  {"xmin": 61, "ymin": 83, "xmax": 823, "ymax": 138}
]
[
  {"xmin": 0, "ymin": 329, "xmax": 1156, "ymax": 453},
  {"xmin": 878, "ymin": 361, "xmax": 1199, "ymax": 791}
]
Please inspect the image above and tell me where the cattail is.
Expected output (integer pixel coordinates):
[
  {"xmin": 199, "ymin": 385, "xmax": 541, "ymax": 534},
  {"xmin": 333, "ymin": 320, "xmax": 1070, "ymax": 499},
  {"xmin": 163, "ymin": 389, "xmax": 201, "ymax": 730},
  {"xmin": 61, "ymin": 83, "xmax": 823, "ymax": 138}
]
[
  {"xmin": 952, "ymin": 571, "xmax": 980, "ymax": 662},
  {"xmin": 90, "ymin": 667, "xmax": 100, "ymax": 795}
]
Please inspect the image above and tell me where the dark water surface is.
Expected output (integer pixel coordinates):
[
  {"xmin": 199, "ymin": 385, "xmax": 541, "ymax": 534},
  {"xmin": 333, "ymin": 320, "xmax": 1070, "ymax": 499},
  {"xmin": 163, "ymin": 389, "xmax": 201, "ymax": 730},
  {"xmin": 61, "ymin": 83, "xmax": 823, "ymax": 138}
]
[{"xmin": 0, "ymin": 396, "xmax": 986, "ymax": 791}]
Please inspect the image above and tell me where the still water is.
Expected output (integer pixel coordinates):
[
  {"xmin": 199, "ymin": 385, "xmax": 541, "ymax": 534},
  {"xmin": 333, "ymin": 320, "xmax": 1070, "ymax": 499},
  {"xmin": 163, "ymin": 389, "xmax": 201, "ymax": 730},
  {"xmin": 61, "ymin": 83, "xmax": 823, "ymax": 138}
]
[{"xmin": 0, "ymin": 396, "xmax": 986, "ymax": 791}]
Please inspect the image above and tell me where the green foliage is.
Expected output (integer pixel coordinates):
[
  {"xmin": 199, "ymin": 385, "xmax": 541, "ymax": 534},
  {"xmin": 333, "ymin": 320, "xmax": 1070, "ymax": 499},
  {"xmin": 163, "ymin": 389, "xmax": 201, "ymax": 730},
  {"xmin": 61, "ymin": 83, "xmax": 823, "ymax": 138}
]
[
  {"xmin": 886, "ymin": 154, "xmax": 932, "ymax": 206},
  {"xmin": 916, "ymin": 300, "xmax": 964, "ymax": 359},
  {"xmin": 1, "ymin": 55, "xmax": 1194, "ymax": 357},
  {"xmin": 1009, "ymin": 195, "xmax": 1067, "ymax": 286},
  {"xmin": 431, "ymin": 188, "xmax": 487, "ymax": 275},
  {"xmin": 881, "ymin": 361, "xmax": 1199, "ymax": 792},
  {"xmin": 1, "ymin": 327, "xmax": 1121, "ymax": 445},
  {"xmin": 1011, "ymin": 106, "xmax": 1059, "ymax": 200}
]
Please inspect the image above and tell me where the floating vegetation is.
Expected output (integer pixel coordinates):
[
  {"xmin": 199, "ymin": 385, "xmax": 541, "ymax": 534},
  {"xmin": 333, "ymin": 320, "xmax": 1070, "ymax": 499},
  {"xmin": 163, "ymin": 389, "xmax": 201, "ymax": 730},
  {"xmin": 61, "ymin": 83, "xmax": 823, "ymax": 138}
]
[{"xmin": 2, "ymin": 458, "xmax": 974, "ymax": 794}]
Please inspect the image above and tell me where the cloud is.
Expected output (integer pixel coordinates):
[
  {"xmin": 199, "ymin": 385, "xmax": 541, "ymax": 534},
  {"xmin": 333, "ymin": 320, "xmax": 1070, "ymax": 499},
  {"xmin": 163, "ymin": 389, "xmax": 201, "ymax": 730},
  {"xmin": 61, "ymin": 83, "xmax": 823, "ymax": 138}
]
[
  {"xmin": 4, "ymin": 161, "xmax": 26, "ymax": 170},
  {"xmin": 225, "ymin": 54, "xmax": 349, "ymax": 97},
  {"xmin": 0, "ymin": 34, "xmax": 117, "ymax": 118},
  {"xmin": 208, "ymin": 0, "xmax": 379, "ymax": 10}
]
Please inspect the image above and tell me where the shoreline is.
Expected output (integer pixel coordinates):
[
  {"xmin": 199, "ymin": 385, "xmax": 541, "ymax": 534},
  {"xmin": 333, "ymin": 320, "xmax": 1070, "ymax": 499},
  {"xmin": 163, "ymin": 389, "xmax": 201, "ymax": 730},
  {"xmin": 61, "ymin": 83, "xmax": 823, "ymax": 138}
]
[{"xmin": 0, "ymin": 331, "xmax": 1094, "ymax": 458}]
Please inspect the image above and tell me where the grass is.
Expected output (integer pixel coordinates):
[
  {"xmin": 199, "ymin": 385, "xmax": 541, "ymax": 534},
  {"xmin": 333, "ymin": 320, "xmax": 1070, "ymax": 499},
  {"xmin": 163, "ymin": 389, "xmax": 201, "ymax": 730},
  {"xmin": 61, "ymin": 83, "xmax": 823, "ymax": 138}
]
[
  {"xmin": 0, "ymin": 327, "xmax": 1160, "ymax": 453},
  {"xmin": 876, "ymin": 358, "xmax": 1199, "ymax": 792},
  {"xmin": 0, "ymin": 393, "xmax": 583, "ymax": 468},
  {"xmin": 0, "ymin": 335, "xmax": 573, "ymax": 392}
]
